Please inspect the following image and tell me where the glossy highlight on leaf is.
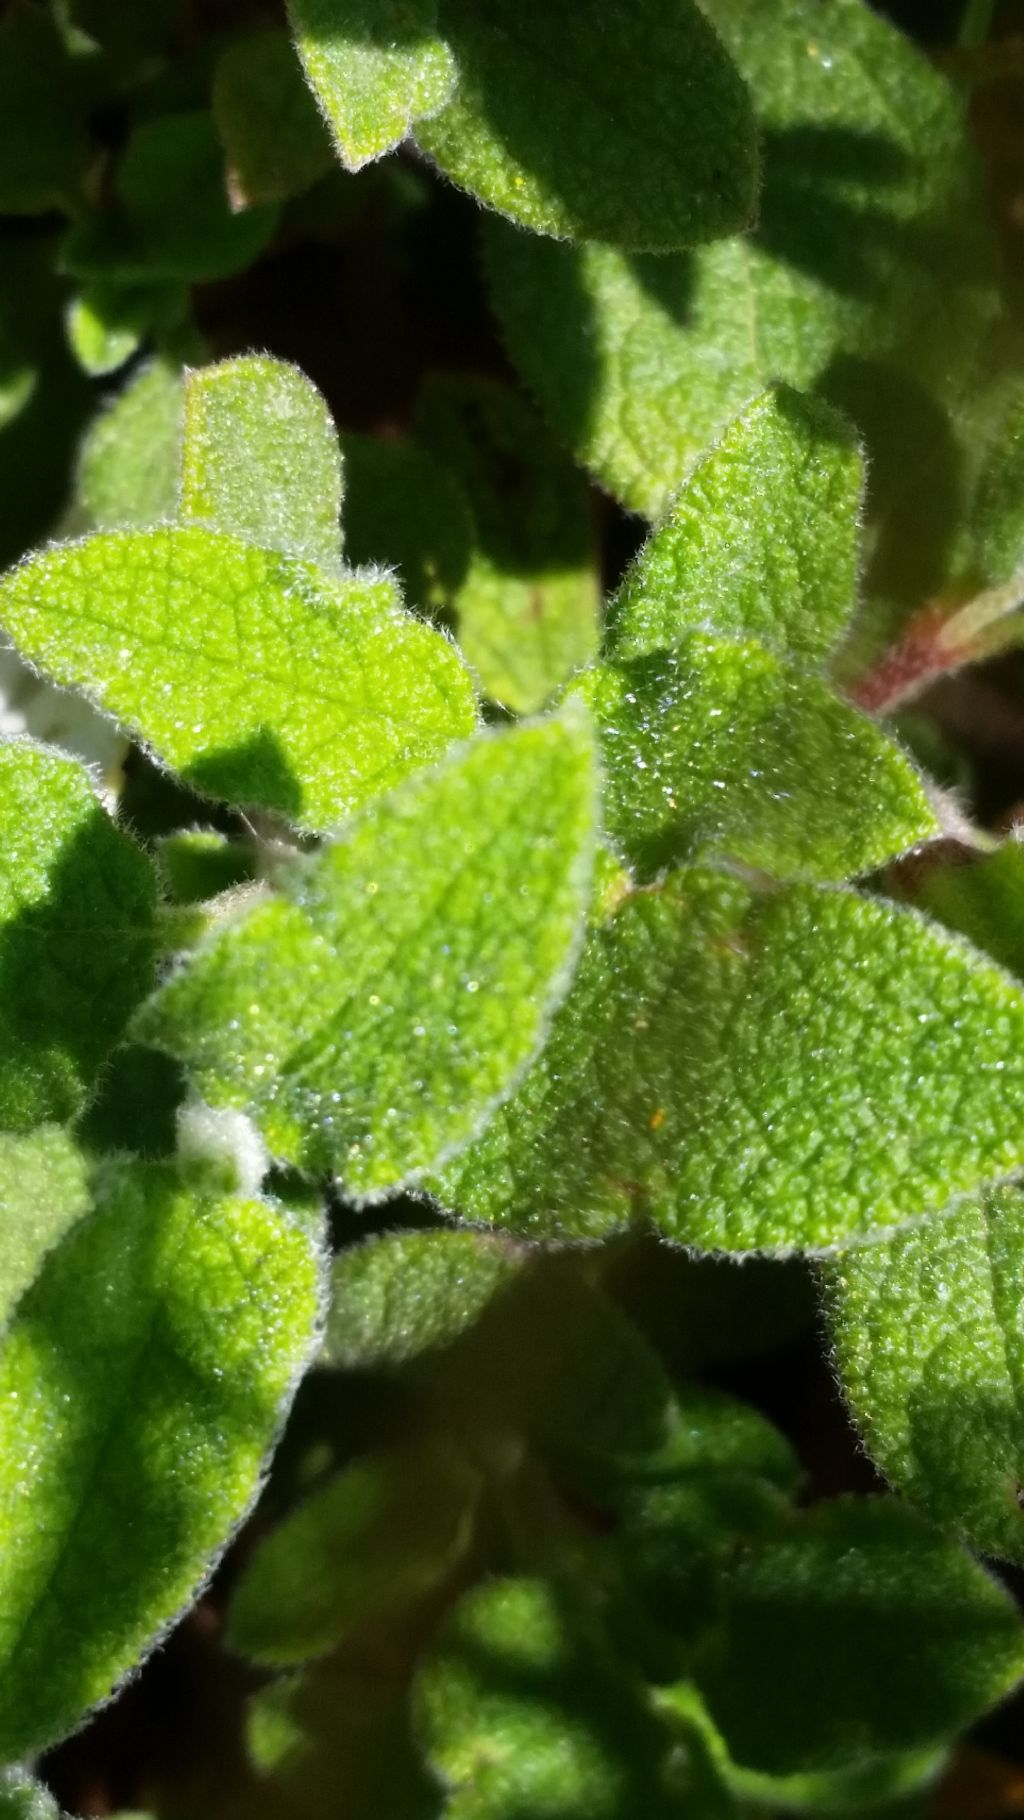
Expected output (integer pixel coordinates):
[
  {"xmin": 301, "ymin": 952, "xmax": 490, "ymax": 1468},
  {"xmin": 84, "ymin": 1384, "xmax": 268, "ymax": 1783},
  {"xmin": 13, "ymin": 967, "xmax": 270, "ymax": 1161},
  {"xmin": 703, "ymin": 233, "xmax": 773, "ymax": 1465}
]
[
  {"xmin": 436, "ymin": 870, "xmax": 1024, "ymax": 1251},
  {"xmin": 0, "ymin": 1157, "xmax": 323, "ymax": 1762},
  {"xmin": 0, "ymin": 527, "xmax": 477, "ymax": 828},
  {"xmin": 137, "ymin": 711, "xmax": 597, "ymax": 1194}
]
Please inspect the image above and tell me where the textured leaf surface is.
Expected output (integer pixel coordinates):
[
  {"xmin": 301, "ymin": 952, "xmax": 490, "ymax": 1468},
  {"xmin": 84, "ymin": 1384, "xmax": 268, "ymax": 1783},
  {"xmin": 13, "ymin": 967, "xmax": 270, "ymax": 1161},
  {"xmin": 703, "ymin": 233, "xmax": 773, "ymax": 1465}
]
[
  {"xmin": 829, "ymin": 1187, "xmax": 1024, "ymax": 1563},
  {"xmin": 693, "ymin": 1498, "xmax": 1024, "ymax": 1778},
  {"xmin": 0, "ymin": 1127, "xmax": 90, "ymax": 1332},
  {"xmin": 213, "ymin": 29, "xmax": 333, "ymax": 206},
  {"xmin": 0, "ymin": 1158, "xmax": 323, "ymax": 1761},
  {"xmin": 229, "ymin": 1439, "xmax": 478, "ymax": 1665},
  {"xmin": 418, "ymin": 376, "xmax": 599, "ymax": 712},
  {"xmin": 417, "ymin": 0, "xmax": 756, "ymax": 251},
  {"xmin": 484, "ymin": 0, "xmax": 993, "ymax": 515},
  {"xmin": 77, "ymin": 361, "xmax": 184, "ymax": 532},
  {"xmin": 326, "ymin": 1228, "xmax": 521, "ymax": 1369},
  {"xmin": 0, "ymin": 527, "xmax": 477, "ymax": 828},
  {"xmin": 435, "ymin": 870, "xmax": 1024, "ymax": 1251},
  {"xmin": 0, "ymin": 741, "xmax": 157, "ymax": 1130},
  {"xmin": 288, "ymin": 0, "xmax": 456, "ymax": 170},
  {"xmin": 180, "ymin": 356, "xmax": 344, "ymax": 570},
  {"xmin": 608, "ymin": 389, "xmax": 863, "ymax": 668},
  {"xmin": 416, "ymin": 1576, "xmax": 702, "ymax": 1819},
  {"xmin": 341, "ymin": 431, "xmax": 472, "ymax": 612},
  {"xmin": 138, "ymin": 714, "xmax": 596, "ymax": 1193},
  {"xmin": 0, "ymin": 1771, "xmax": 60, "ymax": 1820},
  {"xmin": 575, "ymin": 638, "xmax": 935, "ymax": 881}
]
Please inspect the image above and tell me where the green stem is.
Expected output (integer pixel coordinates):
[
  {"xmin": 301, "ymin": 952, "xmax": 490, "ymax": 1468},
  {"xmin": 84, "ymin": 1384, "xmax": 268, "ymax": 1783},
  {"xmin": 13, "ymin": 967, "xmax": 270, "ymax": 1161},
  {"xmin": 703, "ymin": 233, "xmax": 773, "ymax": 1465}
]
[{"xmin": 959, "ymin": 0, "xmax": 995, "ymax": 48}]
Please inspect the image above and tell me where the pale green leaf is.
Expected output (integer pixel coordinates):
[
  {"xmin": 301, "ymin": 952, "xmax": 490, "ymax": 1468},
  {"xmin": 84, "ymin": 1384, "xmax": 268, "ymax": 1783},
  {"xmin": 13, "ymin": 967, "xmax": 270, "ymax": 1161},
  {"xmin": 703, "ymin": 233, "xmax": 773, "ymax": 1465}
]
[
  {"xmin": 0, "ymin": 740, "xmax": 157, "ymax": 1130},
  {"xmin": 574, "ymin": 637, "xmax": 937, "ymax": 882},
  {"xmin": 66, "ymin": 286, "xmax": 151, "ymax": 380},
  {"xmin": 692, "ymin": 1497, "xmax": 1024, "ymax": 1779},
  {"xmin": 0, "ymin": 527, "xmax": 477, "ymax": 828},
  {"xmin": 0, "ymin": 1126, "xmax": 90, "ymax": 1332},
  {"xmin": 326, "ymin": 1227, "xmax": 522, "ymax": 1369},
  {"xmin": 288, "ymin": 0, "xmax": 456, "ymax": 171},
  {"xmin": 416, "ymin": 0, "xmax": 757, "ymax": 251},
  {"xmin": 213, "ymin": 29, "xmax": 334, "ymax": 207},
  {"xmin": 415, "ymin": 1576, "xmax": 705, "ymax": 1819},
  {"xmin": 608, "ymin": 388, "xmax": 863, "ymax": 668},
  {"xmin": 417, "ymin": 376, "xmax": 599, "ymax": 713},
  {"xmin": 229, "ymin": 1438, "xmax": 479, "ymax": 1665},
  {"xmin": 0, "ymin": 1157, "xmax": 323, "ymax": 1762},
  {"xmin": 0, "ymin": 1770, "xmax": 60, "ymax": 1820},
  {"xmin": 484, "ymin": 0, "xmax": 994, "ymax": 516},
  {"xmin": 434, "ymin": 870, "xmax": 1024, "ymax": 1252},
  {"xmin": 341, "ymin": 430, "xmax": 472, "ymax": 612},
  {"xmin": 77, "ymin": 360, "xmax": 184, "ymax": 532},
  {"xmin": 829, "ymin": 1186, "xmax": 1024, "ymax": 1564},
  {"xmin": 136, "ymin": 712, "xmax": 597, "ymax": 1194},
  {"xmin": 179, "ymin": 356, "xmax": 344, "ymax": 571}
]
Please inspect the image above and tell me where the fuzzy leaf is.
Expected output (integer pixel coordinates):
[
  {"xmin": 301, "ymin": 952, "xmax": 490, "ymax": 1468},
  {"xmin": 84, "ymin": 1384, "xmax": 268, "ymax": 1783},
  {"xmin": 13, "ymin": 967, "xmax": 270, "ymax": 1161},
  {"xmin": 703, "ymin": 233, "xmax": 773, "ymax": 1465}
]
[
  {"xmin": 179, "ymin": 356, "xmax": 344, "ymax": 571},
  {"xmin": 692, "ymin": 1498, "xmax": 1024, "ymax": 1779},
  {"xmin": 341, "ymin": 431, "xmax": 472, "ymax": 612},
  {"xmin": 155, "ymin": 830, "xmax": 256, "ymax": 907},
  {"xmin": 0, "ymin": 1127, "xmax": 90, "ymax": 1333},
  {"xmin": 77, "ymin": 361, "xmax": 184, "ymax": 531},
  {"xmin": 964, "ymin": 385, "xmax": 1024, "ymax": 589},
  {"xmin": 416, "ymin": 1576, "xmax": 704, "ymax": 1819},
  {"xmin": 608, "ymin": 389, "xmax": 863, "ymax": 668},
  {"xmin": 229, "ymin": 1438, "xmax": 479, "ymax": 1665},
  {"xmin": 213, "ymin": 30, "xmax": 334, "ymax": 207},
  {"xmin": 0, "ymin": 1157, "xmax": 323, "ymax": 1762},
  {"xmin": 417, "ymin": 376, "xmax": 599, "ymax": 712},
  {"xmin": 484, "ymin": 0, "xmax": 993, "ymax": 517},
  {"xmin": 416, "ymin": 0, "xmax": 757, "ymax": 252},
  {"xmin": 137, "ymin": 713, "xmax": 596, "ymax": 1194},
  {"xmin": 326, "ymin": 1228, "xmax": 522, "ymax": 1369},
  {"xmin": 435, "ymin": 869, "xmax": 1024, "ymax": 1252},
  {"xmin": 0, "ymin": 527, "xmax": 477, "ymax": 828},
  {"xmin": 288, "ymin": 0, "xmax": 456, "ymax": 171},
  {"xmin": 908, "ymin": 840, "xmax": 1024, "ymax": 979},
  {"xmin": 828, "ymin": 1186, "xmax": 1024, "ymax": 1564},
  {"xmin": 574, "ymin": 638, "xmax": 936, "ymax": 882},
  {"xmin": 0, "ymin": 1771, "xmax": 60, "ymax": 1820},
  {"xmin": 0, "ymin": 741, "xmax": 157, "ymax": 1130}
]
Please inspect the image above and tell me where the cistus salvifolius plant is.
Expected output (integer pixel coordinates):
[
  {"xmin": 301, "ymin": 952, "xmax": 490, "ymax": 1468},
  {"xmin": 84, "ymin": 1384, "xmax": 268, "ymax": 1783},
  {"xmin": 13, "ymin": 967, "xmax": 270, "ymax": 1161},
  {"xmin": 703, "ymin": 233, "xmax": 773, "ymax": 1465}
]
[{"xmin": 3, "ymin": 1, "xmax": 1024, "ymax": 1816}]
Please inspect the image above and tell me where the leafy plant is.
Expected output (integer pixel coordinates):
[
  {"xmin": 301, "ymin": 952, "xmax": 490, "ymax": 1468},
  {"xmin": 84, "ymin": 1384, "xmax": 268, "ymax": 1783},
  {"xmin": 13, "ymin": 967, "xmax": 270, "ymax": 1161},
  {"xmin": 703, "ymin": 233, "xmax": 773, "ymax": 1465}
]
[{"xmin": 2, "ymin": 1, "xmax": 1024, "ymax": 1816}]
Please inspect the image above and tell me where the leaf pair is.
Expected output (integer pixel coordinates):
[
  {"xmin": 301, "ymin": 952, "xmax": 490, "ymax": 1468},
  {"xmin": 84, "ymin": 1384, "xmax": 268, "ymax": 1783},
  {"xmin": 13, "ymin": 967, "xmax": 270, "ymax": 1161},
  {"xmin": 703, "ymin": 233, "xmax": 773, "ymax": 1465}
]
[{"xmin": 288, "ymin": 0, "xmax": 758, "ymax": 249}]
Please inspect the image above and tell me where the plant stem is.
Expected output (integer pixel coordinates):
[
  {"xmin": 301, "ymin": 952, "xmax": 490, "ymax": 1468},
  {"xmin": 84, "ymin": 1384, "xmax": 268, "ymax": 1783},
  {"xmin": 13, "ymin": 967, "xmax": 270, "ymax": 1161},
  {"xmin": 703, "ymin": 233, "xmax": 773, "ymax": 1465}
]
[{"xmin": 959, "ymin": 0, "xmax": 995, "ymax": 49}]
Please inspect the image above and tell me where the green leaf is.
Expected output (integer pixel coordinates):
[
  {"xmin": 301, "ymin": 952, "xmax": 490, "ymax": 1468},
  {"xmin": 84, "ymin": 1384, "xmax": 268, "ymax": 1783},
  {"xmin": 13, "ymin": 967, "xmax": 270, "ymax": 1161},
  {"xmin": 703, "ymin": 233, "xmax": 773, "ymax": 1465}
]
[
  {"xmin": 0, "ymin": 740, "xmax": 157, "ymax": 1130},
  {"xmin": 213, "ymin": 29, "xmax": 334, "ymax": 208},
  {"xmin": 155, "ymin": 830, "xmax": 256, "ymax": 908},
  {"xmin": 77, "ymin": 360, "xmax": 184, "ymax": 532},
  {"xmin": 434, "ymin": 869, "xmax": 1024, "ymax": 1252},
  {"xmin": 905, "ymin": 838, "xmax": 1024, "ymax": 979},
  {"xmin": 417, "ymin": 376, "xmax": 599, "ymax": 713},
  {"xmin": 574, "ymin": 639, "xmax": 936, "ymax": 882},
  {"xmin": 0, "ymin": 1770, "xmax": 60, "ymax": 1820},
  {"xmin": 66, "ymin": 285, "xmax": 154, "ymax": 380},
  {"xmin": 288, "ymin": 0, "xmax": 456, "ymax": 171},
  {"xmin": 179, "ymin": 356, "xmax": 344, "ymax": 571},
  {"xmin": 0, "ymin": 3, "xmax": 89, "ymax": 215},
  {"xmin": 229, "ymin": 1438, "xmax": 479, "ymax": 1666},
  {"xmin": 0, "ymin": 526, "xmax": 477, "ymax": 828},
  {"xmin": 608, "ymin": 389, "xmax": 863, "ymax": 668},
  {"xmin": 484, "ymin": 0, "xmax": 994, "ymax": 516},
  {"xmin": 415, "ymin": 0, "xmax": 757, "ymax": 251},
  {"xmin": 692, "ymin": 1497, "xmax": 1024, "ymax": 1779},
  {"xmin": 326, "ymin": 1227, "xmax": 522, "ymax": 1369},
  {"xmin": 248, "ymin": 1659, "xmax": 438, "ymax": 1820},
  {"xmin": 341, "ymin": 431, "xmax": 473, "ymax": 613},
  {"xmin": 0, "ymin": 1156, "xmax": 323, "ymax": 1762},
  {"xmin": 415, "ymin": 1576, "xmax": 702, "ymax": 1818},
  {"xmin": 137, "ymin": 712, "xmax": 596, "ymax": 1193},
  {"xmin": 964, "ymin": 384, "xmax": 1024, "ymax": 589},
  {"xmin": 0, "ymin": 1127, "xmax": 90, "ymax": 1332},
  {"xmin": 828, "ymin": 1186, "xmax": 1024, "ymax": 1564}
]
